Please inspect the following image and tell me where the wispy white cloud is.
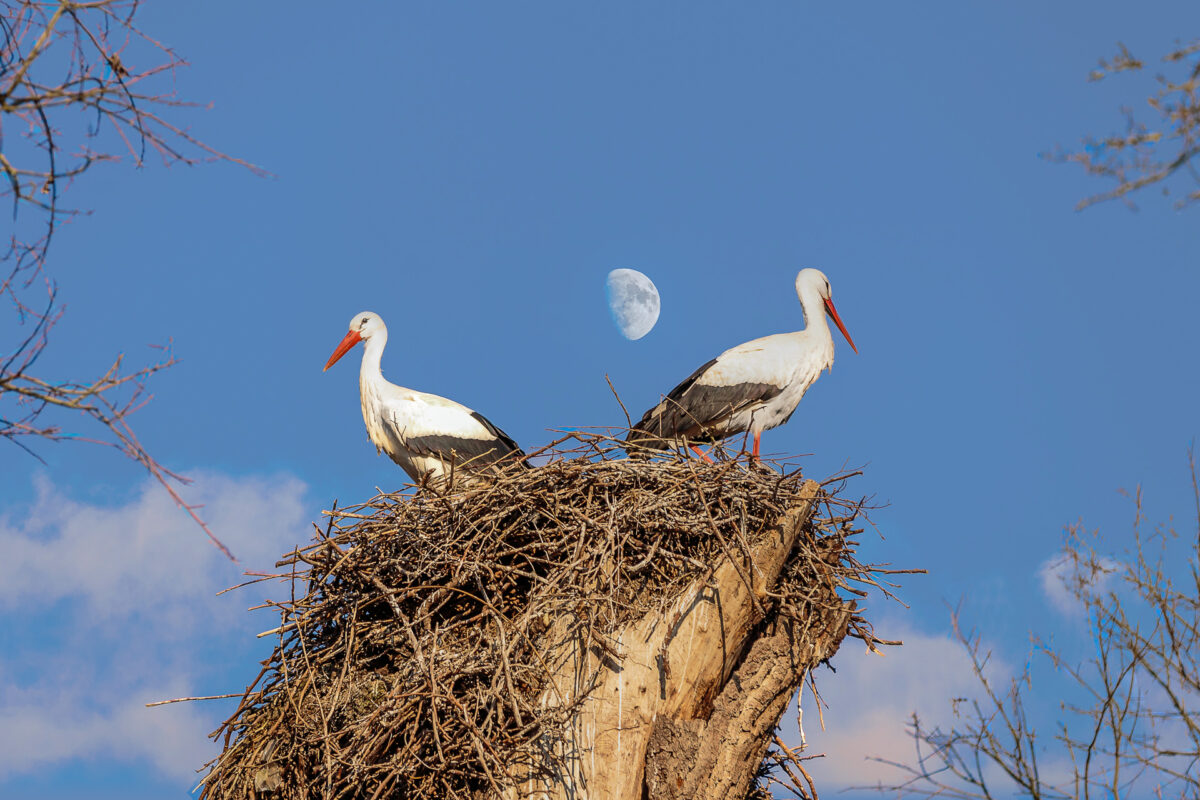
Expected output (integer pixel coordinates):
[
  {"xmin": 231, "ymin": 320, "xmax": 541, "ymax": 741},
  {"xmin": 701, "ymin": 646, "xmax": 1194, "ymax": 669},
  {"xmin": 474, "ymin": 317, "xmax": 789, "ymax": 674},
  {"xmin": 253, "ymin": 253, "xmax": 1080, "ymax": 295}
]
[
  {"xmin": 1039, "ymin": 554, "xmax": 1078, "ymax": 616},
  {"xmin": 786, "ymin": 620, "xmax": 1008, "ymax": 791},
  {"xmin": 0, "ymin": 671, "xmax": 212, "ymax": 778},
  {"xmin": 1038, "ymin": 551, "xmax": 1119, "ymax": 616},
  {"xmin": 0, "ymin": 472, "xmax": 309, "ymax": 782}
]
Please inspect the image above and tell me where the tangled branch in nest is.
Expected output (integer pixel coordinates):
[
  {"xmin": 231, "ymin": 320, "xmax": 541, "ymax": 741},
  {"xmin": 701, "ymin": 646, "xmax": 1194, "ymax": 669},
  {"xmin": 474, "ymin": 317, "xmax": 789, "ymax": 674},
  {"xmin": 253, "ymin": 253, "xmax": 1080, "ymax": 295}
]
[{"xmin": 198, "ymin": 434, "xmax": 901, "ymax": 800}]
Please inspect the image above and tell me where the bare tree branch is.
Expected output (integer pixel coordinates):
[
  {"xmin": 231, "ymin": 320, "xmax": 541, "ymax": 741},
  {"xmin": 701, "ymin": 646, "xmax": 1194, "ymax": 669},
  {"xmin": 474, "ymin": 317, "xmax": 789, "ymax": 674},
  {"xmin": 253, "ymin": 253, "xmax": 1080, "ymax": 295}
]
[
  {"xmin": 1, "ymin": 1, "xmax": 264, "ymax": 561},
  {"xmin": 1051, "ymin": 39, "xmax": 1200, "ymax": 210},
  {"xmin": 868, "ymin": 453, "xmax": 1200, "ymax": 799}
]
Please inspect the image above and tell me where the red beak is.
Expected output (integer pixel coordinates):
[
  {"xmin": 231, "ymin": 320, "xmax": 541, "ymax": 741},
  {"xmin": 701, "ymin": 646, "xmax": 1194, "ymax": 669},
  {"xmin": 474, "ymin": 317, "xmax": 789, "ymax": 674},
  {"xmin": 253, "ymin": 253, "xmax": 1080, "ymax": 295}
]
[
  {"xmin": 823, "ymin": 298, "xmax": 858, "ymax": 354},
  {"xmin": 323, "ymin": 330, "xmax": 362, "ymax": 371}
]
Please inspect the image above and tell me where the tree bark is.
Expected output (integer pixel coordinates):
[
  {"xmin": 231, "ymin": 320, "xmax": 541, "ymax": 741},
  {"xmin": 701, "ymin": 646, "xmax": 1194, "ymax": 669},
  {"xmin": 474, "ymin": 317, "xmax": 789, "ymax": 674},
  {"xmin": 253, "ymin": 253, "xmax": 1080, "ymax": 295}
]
[{"xmin": 510, "ymin": 479, "xmax": 851, "ymax": 799}]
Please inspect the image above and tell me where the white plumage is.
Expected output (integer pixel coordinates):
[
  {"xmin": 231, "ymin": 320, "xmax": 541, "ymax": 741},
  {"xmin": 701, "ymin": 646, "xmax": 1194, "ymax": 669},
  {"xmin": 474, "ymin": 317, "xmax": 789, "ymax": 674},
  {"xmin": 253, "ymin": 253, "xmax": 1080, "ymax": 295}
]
[
  {"xmin": 324, "ymin": 312, "xmax": 526, "ymax": 484},
  {"xmin": 626, "ymin": 268, "xmax": 857, "ymax": 458}
]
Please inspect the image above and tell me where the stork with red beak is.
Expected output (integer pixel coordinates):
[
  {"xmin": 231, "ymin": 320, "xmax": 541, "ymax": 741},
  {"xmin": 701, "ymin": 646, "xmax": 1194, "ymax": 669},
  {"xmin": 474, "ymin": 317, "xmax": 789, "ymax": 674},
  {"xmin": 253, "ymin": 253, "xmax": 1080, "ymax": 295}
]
[
  {"xmin": 626, "ymin": 268, "xmax": 857, "ymax": 459},
  {"xmin": 324, "ymin": 311, "xmax": 527, "ymax": 485}
]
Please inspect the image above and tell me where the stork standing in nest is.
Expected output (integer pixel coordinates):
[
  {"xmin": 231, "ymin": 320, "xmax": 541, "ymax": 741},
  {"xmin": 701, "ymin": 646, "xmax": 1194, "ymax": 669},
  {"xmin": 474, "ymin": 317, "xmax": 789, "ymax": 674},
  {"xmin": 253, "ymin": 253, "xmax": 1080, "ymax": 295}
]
[
  {"xmin": 324, "ymin": 311, "xmax": 527, "ymax": 484},
  {"xmin": 626, "ymin": 268, "xmax": 857, "ymax": 460}
]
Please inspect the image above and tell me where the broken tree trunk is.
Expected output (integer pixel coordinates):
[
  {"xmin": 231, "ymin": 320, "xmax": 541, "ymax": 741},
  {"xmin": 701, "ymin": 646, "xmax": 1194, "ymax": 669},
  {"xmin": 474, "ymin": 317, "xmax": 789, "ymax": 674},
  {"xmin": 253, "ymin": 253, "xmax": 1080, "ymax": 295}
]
[
  {"xmin": 198, "ymin": 441, "xmax": 884, "ymax": 800},
  {"xmin": 512, "ymin": 479, "xmax": 852, "ymax": 799}
]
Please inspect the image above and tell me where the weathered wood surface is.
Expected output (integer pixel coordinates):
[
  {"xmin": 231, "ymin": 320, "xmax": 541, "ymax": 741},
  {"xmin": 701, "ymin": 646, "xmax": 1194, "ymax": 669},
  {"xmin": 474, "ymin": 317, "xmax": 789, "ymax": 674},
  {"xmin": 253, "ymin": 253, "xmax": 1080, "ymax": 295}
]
[{"xmin": 510, "ymin": 478, "xmax": 852, "ymax": 800}]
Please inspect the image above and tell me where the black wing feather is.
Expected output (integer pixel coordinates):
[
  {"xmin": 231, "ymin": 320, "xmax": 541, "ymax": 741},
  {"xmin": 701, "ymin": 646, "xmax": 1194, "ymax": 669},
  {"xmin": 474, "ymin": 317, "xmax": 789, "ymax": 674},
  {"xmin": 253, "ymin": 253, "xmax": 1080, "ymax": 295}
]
[
  {"xmin": 399, "ymin": 411, "xmax": 527, "ymax": 472},
  {"xmin": 627, "ymin": 357, "xmax": 783, "ymax": 447},
  {"xmin": 468, "ymin": 411, "xmax": 528, "ymax": 466}
]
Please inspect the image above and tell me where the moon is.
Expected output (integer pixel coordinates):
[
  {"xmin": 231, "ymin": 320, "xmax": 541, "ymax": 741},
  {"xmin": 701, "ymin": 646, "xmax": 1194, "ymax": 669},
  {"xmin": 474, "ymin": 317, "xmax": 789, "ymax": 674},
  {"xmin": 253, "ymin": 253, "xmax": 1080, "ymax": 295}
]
[{"xmin": 606, "ymin": 268, "xmax": 661, "ymax": 340}]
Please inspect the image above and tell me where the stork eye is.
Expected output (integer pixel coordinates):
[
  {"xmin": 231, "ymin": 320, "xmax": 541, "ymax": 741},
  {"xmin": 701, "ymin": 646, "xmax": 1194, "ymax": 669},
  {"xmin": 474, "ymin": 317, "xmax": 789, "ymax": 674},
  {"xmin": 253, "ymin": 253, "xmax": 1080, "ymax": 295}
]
[{"xmin": 361, "ymin": 317, "xmax": 369, "ymax": 327}]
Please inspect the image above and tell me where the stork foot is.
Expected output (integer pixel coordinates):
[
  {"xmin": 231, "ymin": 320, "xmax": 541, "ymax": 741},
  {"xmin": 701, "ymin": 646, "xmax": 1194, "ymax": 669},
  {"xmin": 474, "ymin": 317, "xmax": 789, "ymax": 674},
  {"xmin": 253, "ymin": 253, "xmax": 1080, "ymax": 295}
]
[{"xmin": 690, "ymin": 445, "xmax": 715, "ymax": 464}]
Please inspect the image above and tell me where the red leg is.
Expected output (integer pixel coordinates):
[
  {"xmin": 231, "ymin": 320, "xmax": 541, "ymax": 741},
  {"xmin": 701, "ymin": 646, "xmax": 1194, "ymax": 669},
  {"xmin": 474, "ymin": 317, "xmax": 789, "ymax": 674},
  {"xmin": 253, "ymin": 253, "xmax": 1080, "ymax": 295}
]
[
  {"xmin": 752, "ymin": 431, "xmax": 761, "ymax": 460},
  {"xmin": 690, "ymin": 445, "xmax": 715, "ymax": 464}
]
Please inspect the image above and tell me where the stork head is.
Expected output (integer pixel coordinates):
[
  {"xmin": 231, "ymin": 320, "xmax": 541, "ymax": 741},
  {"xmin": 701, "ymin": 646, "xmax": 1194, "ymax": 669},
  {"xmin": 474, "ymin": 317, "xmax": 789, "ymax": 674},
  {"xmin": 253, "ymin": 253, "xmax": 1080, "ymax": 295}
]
[
  {"xmin": 795, "ymin": 269, "xmax": 857, "ymax": 354},
  {"xmin": 323, "ymin": 311, "xmax": 386, "ymax": 371}
]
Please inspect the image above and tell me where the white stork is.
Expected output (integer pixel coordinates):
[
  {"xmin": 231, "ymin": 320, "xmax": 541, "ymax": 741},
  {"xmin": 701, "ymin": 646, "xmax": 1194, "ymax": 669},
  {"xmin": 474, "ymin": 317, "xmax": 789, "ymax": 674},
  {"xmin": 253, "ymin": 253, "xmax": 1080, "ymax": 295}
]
[
  {"xmin": 626, "ymin": 268, "xmax": 857, "ymax": 460},
  {"xmin": 323, "ymin": 311, "xmax": 527, "ymax": 484}
]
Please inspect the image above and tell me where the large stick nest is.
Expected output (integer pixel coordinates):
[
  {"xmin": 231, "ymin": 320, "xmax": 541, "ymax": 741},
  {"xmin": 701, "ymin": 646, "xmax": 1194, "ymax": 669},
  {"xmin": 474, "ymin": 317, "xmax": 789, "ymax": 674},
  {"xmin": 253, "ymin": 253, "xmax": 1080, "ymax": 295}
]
[{"xmin": 199, "ymin": 434, "xmax": 889, "ymax": 800}]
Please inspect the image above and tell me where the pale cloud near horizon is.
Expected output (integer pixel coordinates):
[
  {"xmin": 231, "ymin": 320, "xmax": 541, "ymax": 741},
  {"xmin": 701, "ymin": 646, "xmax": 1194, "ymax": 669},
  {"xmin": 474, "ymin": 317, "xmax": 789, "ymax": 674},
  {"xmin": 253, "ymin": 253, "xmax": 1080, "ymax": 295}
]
[
  {"xmin": 788, "ymin": 620, "xmax": 1009, "ymax": 792},
  {"xmin": 0, "ymin": 472, "xmax": 309, "ymax": 783},
  {"xmin": 0, "ymin": 476, "xmax": 1067, "ymax": 792}
]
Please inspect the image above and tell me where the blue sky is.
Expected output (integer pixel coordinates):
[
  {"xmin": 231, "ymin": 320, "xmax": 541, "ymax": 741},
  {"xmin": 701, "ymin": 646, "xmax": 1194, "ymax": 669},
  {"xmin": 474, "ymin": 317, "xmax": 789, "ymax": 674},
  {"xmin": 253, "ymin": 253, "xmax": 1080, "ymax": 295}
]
[{"xmin": 2, "ymin": 2, "xmax": 1199, "ymax": 797}]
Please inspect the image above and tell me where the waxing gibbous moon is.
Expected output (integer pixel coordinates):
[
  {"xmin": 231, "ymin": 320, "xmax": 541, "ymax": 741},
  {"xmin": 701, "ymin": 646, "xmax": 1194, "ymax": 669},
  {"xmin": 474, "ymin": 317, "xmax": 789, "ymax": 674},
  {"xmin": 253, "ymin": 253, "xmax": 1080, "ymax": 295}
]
[{"xmin": 605, "ymin": 268, "xmax": 661, "ymax": 340}]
